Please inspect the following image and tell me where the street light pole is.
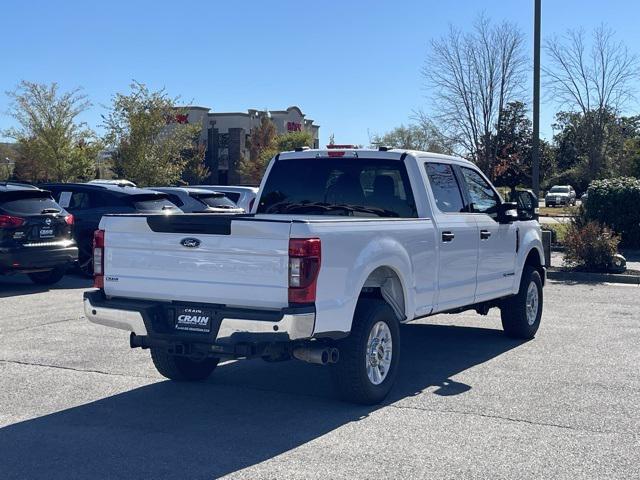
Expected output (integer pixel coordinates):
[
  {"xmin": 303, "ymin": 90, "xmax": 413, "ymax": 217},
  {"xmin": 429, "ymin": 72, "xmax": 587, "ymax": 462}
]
[{"xmin": 532, "ymin": 0, "xmax": 541, "ymax": 198}]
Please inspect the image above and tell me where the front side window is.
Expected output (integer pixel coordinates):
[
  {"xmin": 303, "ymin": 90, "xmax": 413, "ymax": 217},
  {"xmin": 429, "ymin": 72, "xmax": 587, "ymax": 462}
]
[
  {"xmin": 258, "ymin": 158, "xmax": 418, "ymax": 218},
  {"xmin": 460, "ymin": 167, "xmax": 500, "ymax": 218},
  {"xmin": 425, "ymin": 163, "xmax": 465, "ymax": 213}
]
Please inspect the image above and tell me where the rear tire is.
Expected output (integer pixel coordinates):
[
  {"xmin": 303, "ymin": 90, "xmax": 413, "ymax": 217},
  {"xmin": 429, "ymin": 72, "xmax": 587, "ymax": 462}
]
[
  {"xmin": 28, "ymin": 266, "xmax": 67, "ymax": 285},
  {"xmin": 150, "ymin": 349, "xmax": 219, "ymax": 381},
  {"xmin": 501, "ymin": 266, "xmax": 543, "ymax": 339},
  {"xmin": 332, "ymin": 299, "xmax": 400, "ymax": 405}
]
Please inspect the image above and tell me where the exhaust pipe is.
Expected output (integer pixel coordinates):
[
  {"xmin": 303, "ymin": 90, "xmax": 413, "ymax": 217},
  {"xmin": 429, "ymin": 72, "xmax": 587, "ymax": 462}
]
[{"xmin": 293, "ymin": 346, "xmax": 339, "ymax": 365}]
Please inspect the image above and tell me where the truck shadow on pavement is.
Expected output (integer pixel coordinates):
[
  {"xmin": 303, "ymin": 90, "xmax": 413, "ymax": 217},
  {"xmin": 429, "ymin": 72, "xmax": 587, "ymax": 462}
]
[{"xmin": 0, "ymin": 323, "xmax": 525, "ymax": 479}]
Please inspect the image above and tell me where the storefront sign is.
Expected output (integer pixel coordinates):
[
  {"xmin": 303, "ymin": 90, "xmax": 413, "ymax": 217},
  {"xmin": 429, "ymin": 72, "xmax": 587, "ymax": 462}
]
[{"xmin": 287, "ymin": 122, "xmax": 302, "ymax": 132}]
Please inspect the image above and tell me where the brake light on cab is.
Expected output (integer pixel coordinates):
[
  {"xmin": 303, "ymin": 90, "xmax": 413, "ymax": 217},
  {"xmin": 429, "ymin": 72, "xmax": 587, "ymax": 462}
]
[
  {"xmin": 288, "ymin": 238, "xmax": 321, "ymax": 304},
  {"xmin": 93, "ymin": 229, "xmax": 105, "ymax": 288}
]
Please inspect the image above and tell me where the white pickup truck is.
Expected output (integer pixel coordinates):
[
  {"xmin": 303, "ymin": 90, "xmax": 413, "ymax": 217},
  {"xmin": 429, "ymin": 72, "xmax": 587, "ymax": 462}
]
[{"xmin": 84, "ymin": 148, "xmax": 545, "ymax": 404}]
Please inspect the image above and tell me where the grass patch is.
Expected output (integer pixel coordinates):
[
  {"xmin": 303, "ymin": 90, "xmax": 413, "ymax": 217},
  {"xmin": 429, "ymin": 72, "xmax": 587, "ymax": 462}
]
[{"xmin": 539, "ymin": 205, "xmax": 579, "ymax": 217}]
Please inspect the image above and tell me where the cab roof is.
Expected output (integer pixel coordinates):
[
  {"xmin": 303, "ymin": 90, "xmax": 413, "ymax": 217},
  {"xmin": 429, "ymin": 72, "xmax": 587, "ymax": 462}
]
[{"xmin": 277, "ymin": 147, "xmax": 473, "ymax": 166}]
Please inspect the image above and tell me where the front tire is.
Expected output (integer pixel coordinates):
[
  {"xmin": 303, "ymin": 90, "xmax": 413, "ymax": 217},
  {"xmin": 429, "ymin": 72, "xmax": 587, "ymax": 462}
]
[
  {"xmin": 28, "ymin": 266, "xmax": 67, "ymax": 285},
  {"xmin": 150, "ymin": 349, "xmax": 219, "ymax": 381},
  {"xmin": 332, "ymin": 299, "xmax": 400, "ymax": 405},
  {"xmin": 501, "ymin": 266, "xmax": 543, "ymax": 339}
]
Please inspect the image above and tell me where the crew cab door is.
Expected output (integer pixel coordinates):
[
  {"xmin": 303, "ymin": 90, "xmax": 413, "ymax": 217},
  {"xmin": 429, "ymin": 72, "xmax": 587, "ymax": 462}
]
[
  {"xmin": 424, "ymin": 162, "xmax": 479, "ymax": 311},
  {"xmin": 457, "ymin": 166, "xmax": 518, "ymax": 301}
]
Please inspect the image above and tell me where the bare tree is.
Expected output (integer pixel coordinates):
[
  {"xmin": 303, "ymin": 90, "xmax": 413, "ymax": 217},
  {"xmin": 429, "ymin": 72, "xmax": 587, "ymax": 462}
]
[
  {"xmin": 544, "ymin": 26, "xmax": 638, "ymax": 177},
  {"xmin": 424, "ymin": 15, "xmax": 527, "ymax": 176}
]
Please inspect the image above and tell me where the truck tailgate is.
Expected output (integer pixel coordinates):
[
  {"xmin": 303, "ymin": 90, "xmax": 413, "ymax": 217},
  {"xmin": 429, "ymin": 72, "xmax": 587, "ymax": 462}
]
[{"xmin": 100, "ymin": 215, "xmax": 292, "ymax": 308}]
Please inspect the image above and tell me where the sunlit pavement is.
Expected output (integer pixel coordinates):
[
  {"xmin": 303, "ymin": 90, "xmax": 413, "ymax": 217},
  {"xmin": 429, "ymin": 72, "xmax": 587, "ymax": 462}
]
[{"xmin": 0, "ymin": 276, "xmax": 638, "ymax": 479}]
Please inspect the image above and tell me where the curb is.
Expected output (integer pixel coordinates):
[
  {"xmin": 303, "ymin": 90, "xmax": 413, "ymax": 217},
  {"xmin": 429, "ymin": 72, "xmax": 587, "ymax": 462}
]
[{"xmin": 547, "ymin": 270, "xmax": 640, "ymax": 285}]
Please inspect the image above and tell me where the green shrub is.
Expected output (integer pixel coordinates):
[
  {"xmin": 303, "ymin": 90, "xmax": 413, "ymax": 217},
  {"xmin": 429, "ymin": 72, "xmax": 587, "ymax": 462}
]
[
  {"xmin": 584, "ymin": 177, "xmax": 640, "ymax": 248},
  {"xmin": 542, "ymin": 223, "xmax": 569, "ymax": 245},
  {"xmin": 564, "ymin": 221, "xmax": 620, "ymax": 271}
]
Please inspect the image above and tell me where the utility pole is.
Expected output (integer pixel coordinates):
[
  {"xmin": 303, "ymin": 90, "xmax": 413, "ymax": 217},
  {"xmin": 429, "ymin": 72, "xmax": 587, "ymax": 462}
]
[{"xmin": 532, "ymin": 0, "xmax": 541, "ymax": 198}]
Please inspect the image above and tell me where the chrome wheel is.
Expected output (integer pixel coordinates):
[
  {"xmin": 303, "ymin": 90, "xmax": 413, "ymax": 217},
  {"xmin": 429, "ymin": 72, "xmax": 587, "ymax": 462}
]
[
  {"xmin": 365, "ymin": 321, "xmax": 393, "ymax": 385},
  {"xmin": 525, "ymin": 281, "xmax": 539, "ymax": 326}
]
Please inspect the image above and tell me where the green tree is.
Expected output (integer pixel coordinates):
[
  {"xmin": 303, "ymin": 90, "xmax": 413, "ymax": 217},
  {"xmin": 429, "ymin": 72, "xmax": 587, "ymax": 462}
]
[
  {"xmin": 276, "ymin": 131, "xmax": 314, "ymax": 152},
  {"xmin": 103, "ymin": 81, "xmax": 199, "ymax": 186},
  {"xmin": 491, "ymin": 101, "xmax": 533, "ymax": 195},
  {"xmin": 238, "ymin": 115, "xmax": 278, "ymax": 184},
  {"xmin": 181, "ymin": 144, "xmax": 210, "ymax": 185},
  {"xmin": 4, "ymin": 81, "xmax": 100, "ymax": 182},
  {"xmin": 370, "ymin": 116, "xmax": 454, "ymax": 154}
]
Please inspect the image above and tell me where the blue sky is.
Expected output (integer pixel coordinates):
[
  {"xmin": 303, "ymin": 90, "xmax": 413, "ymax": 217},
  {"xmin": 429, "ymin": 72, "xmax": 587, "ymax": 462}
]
[{"xmin": 2, "ymin": 0, "xmax": 639, "ymax": 147}]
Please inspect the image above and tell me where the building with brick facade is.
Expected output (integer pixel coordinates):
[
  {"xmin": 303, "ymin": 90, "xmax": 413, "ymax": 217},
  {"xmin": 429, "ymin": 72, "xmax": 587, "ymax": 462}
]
[{"xmin": 177, "ymin": 106, "xmax": 319, "ymax": 185}]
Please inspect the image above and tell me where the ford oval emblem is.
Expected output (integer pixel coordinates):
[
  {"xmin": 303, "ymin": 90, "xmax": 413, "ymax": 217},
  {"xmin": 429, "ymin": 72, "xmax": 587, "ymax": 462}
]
[{"xmin": 180, "ymin": 238, "xmax": 201, "ymax": 248}]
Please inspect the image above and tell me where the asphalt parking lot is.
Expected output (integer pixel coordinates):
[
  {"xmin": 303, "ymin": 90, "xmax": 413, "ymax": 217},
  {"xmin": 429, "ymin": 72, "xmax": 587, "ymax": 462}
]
[{"xmin": 0, "ymin": 276, "xmax": 638, "ymax": 479}]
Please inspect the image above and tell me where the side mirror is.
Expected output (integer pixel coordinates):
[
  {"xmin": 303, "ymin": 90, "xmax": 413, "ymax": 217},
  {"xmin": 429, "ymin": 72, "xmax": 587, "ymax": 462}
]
[
  {"xmin": 497, "ymin": 202, "xmax": 519, "ymax": 223},
  {"xmin": 514, "ymin": 191, "xmax": 539, "ymax": 221}
]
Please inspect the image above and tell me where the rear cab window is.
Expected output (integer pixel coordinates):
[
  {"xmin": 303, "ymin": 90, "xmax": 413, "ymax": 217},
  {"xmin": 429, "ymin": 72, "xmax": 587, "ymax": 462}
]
[{"xmin": 257, "ymin": 157, "xmax": 418, "ymax": 218}]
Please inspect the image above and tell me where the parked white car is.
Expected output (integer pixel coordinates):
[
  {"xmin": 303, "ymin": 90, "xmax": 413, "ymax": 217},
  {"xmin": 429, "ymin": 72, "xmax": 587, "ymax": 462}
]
[
  {"xmin": 544, "ymin": 185, "xmax": 576, "ymax": 207},
  {"xmin": 193, "ymin": 185, "xmax": 258, "ymax": 212},
  {"xmin": 84, "ymin": 148, "xmax": 544, "ymax": 404},
  {"xmin": 149, "ymin": 187, "xmax": 244, "ymax": 214}
]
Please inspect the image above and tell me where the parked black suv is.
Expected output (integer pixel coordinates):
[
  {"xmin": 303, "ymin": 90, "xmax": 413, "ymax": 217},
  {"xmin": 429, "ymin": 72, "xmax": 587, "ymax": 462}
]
[
  {"xmin": 0, "ymin": 183, "xmax": 77, "ymax": 284},
  {"xmin": 41, "ymin": 183, "xmax": 181, "ymax": 276}
]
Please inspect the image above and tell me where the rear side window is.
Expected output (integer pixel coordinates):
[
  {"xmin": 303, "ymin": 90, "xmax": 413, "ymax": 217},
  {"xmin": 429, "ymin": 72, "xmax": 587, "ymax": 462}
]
[
  {"xmin": 425, "ymin": 163, "xmax": 465, "ymax": 213},
  {"xmin": 130, "ymin": 195, "xmax": 179, "ymax": 212},
  {"xmin": 257, "ymin": 157, "xmax": 417, "ymax": 218},
  {"xmin": 0, "ymin": 194, "xmax": 62, "ymax": 216},
  {"xmin": 196, "ymin": 194, "xmax": 238, "ymax": 208},
  {"xmin": 221, "ymin": 192, "xmax": 241, "ymax": 203},
  {"xmin": 163, "ymin": 194, "xmax": 185, "ymax": 207}
]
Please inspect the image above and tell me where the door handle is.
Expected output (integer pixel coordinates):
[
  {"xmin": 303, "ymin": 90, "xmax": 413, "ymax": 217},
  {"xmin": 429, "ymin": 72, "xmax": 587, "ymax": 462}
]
[
  {"xmin": 480, "ymin": 229, "xmax": 491, "ymax": 240},
  {"xmin": 442, "ymin": 231, "xmax": 455, "ymax": 242}
]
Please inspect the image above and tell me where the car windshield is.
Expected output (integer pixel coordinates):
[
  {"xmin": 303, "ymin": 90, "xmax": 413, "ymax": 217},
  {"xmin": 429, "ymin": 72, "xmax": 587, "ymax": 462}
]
[
  {"xmin": 194, "ymin": 194, "xmax": 239, "ymax": 209},
  {"xmin": 549, "ymin": 186, "xmax": 569, "ymax": 193},
  {"xmin": 257, "ymin": 157, "xmax": 418, "ymax": 218}
]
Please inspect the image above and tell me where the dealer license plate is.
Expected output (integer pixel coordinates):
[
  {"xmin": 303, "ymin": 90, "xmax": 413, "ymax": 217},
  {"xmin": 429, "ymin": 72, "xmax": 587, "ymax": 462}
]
[{"xmin": 174, "ymin": 306, "xmax": 212, "ymax": 333}]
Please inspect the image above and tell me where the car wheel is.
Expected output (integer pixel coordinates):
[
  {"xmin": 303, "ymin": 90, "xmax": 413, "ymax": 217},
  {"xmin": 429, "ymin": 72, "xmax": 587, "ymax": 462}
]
[
  {"xmin": 500, "ymin": 266, "xmax": 543, "ymax": 339},
  {"xmin": 332, "ymin": 298, "xmax": 400, "ymax": 405},
  {"xmin": 150, "ymin": 348, "xmax": 219, "ymax": 381},
  {"xmin": 27, "ymin": 266, "xmax": 67, "ymax": 285}
]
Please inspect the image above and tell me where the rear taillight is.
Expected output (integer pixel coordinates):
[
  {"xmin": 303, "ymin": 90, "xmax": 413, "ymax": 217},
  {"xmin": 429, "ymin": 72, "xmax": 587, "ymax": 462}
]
[
  {"xmin": 0, "ymin": 215, "xmax": 26, "ymax": 229},
  {"xmin": 93, "ymin": 229, "xmax": 105, "ymax": 289},
  {"xmin": 288, "ymin": 238, "xmax": 321, "ymax": 304},
  {"xmin": 65, "ymin": 214, "xmax": 74, "ymax": 225}
]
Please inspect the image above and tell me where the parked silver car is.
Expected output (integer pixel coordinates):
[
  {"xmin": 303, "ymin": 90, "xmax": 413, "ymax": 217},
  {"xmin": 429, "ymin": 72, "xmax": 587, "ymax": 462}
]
[
  {"xmin": 193, "ymin": 185, "xmax": 258, "ymax": 212},
  {"xmin": 544, "ymin": 185, "xmax": 576, "ymax": 207},
  {"xmin": 149, "ymin": 187, "xmax": 244, "ymax": 214}
]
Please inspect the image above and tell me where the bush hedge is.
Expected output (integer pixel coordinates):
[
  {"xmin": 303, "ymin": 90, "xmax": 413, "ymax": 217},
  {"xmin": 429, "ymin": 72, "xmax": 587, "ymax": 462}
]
[
  {"xmin": 584, "ymin": 177, "xmax": 640, "ymax": 248},
  {"xmin": 564, "ymin": 221, "xmax": 620, "ymax": 271}
]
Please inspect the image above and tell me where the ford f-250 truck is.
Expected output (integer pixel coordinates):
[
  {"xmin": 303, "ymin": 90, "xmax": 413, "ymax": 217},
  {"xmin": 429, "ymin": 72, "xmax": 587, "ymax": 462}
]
[{"xmin": 84, "ymin": 148, "xmax": 544, "ymax": 404}]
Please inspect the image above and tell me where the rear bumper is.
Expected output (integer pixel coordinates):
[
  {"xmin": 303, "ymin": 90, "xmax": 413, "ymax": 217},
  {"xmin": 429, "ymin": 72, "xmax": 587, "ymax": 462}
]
[
  {"xmin": 83, "ymin": 290, "xmax": 316, "ymax": 348},
  {"xmin": 0, "ymin": 243, "xmax": 78, "ymax": 273}
]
